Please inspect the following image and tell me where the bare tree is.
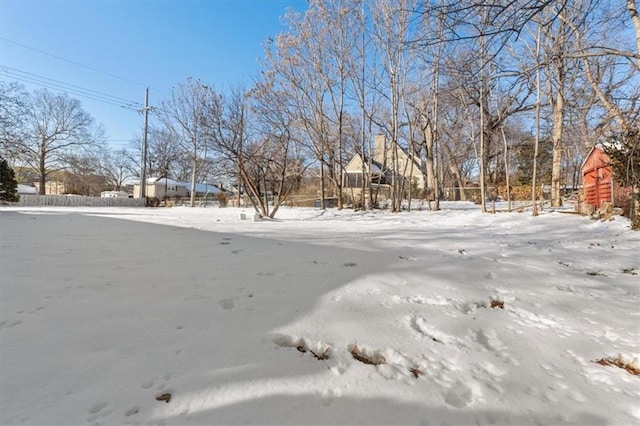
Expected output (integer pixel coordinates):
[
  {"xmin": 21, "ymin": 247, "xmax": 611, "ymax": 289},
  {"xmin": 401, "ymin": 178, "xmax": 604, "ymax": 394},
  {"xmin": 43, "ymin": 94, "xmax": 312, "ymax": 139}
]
[
  {"xmin": 629, "ymin": 0, "xmax": 640, "ymax": 67},
  {"xmin": 247, "ymin": 82, "xmax": 305, "ymax": 217},
  {"xmin": 98, "ymin": 147, "xmax": 136, "ymax": 191},
  {"xmin": 158, "ymin": 79, "xmax": 218, "ymax": 206},
  {"xmin": 62, "ymin": 150, "xmax": 108, "ymax": 196},
  {"xmin": 371, "ymin": 0, "xmax": 418, "ymax": 212},
  {"xmin": 138, "ymin": 127, "xmax": 183, "ymax": 180},
  {"xmin": 204, "ymin": 84, "xmax": 304, "ymax": 218},
  {"xmin": 264, "ymin": 1, "xmax": 361, "ymax": 210},
  {"xmin": 0, "ymin": 81, "xmax": 28, "ymax": 160},
  {"xmin": 8, "ymin": 89, "xmax": 102, "ymax": 194},
  {"xmin": 542, "ymin": 6, "xmax": 570, "ymax": 207}
]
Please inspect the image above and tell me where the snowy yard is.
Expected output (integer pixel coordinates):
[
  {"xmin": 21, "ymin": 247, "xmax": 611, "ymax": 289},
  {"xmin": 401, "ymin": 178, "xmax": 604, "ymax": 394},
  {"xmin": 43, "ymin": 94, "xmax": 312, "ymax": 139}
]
[{"xmin": 1, "ymin": 203, "xmax": 638, "ymax": 425}]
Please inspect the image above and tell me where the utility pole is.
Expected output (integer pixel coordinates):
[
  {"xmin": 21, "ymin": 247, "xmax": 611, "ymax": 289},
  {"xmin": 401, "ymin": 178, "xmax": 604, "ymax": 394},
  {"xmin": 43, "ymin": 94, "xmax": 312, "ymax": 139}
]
[{"xmin": 139, "ymin": 88, "xmax": 150, "ymax": 199}]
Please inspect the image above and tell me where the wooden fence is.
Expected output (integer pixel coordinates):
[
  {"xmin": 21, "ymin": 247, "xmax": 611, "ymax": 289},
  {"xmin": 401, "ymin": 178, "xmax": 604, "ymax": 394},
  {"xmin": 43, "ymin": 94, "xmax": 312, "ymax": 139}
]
[{"xmin": 15, "ymin": 195, "xmax": 146, "ymax": 207}]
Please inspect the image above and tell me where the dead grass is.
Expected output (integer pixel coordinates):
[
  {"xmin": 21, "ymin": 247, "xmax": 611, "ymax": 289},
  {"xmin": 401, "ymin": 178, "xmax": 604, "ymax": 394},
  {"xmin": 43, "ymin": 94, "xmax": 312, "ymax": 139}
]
[
  {"xmin": 309, "ymin": 347, "xmax": 331, "ymax": 361},
  {"xmin": 490, "ymin": 299, "xmax": 505, "ymax": 309},
  {"xmin": 594, "ymin": 356, "xmax": 640, "ymax": 376},
  {"xmin": 409, "ymin": 367, "xmax": 423, "ymax": 379}
]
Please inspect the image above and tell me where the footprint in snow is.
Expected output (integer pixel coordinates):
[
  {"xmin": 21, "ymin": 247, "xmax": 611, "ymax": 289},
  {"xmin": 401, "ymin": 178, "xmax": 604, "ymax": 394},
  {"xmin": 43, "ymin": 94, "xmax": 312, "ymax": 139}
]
[
  {"xmin": 87, "ymin": 401, "xmax": 109, "ymax": 415},
  {"xmin": 0, "ymin": 320, "xmax": 23, "ymax": 329},
  {"xmin": 444, "ymin": 381, "xmax": 480, "ymax": 408},
  {"xmin": 125, "ymin": 407, "xmax": 139, "ymax": 417},
  {"xmin": 218, "ymin": 298, "xmax": 235, "ymax": 310}
]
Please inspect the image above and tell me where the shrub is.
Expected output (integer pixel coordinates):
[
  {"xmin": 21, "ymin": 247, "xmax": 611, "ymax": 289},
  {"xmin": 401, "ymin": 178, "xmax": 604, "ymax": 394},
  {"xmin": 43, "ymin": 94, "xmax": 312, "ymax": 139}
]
[
  {"xmin": 0, "ymin": 156, "xmax": 19, "ymax": 202},
  {"xmin": 216, "ymin": 192, "xmax": 229, "ymax": 207}
]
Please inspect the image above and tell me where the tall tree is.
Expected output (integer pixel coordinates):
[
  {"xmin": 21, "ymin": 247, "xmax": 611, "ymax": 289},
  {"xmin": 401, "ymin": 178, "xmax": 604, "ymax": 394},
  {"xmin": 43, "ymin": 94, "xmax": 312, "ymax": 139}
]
[
  {"xmin": 264, "ymin": 1, "xmax": 360, "ymax": 210},
  {"xmin": 0, "ymin": 155, "xmax": 19, "ymax": 202},
  {"xmin": 7, "ymin": 89, "xmax": 102, "ymax": 194},
  {"xmin": 0, "ymin": 82, "xmax": 27, "ymax": 159},
  {"xmin": 371, "ymin": 0, "xmax": 418, "ymax": 212},
  {"xmin": 98, "ymin": 147, "xmax": 136, "ymax": 191},
  {"xmin": 158, "ymin": 78, "xmax": 218, "ymax": 206},
  {"xmin": 62, "ymin": 151, "xmax": 107, "ymax": 196}
]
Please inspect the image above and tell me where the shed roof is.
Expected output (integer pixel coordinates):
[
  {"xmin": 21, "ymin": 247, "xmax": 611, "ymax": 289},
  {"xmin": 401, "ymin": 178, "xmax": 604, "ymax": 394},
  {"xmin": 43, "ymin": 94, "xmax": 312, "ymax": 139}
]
[
  {"xmin": 581, "ymin": 145, "xmax": 611, "ymax": 175},
  {"xmin": 17, "ymin": 184, "xmax": 37, "ymax": 194}
]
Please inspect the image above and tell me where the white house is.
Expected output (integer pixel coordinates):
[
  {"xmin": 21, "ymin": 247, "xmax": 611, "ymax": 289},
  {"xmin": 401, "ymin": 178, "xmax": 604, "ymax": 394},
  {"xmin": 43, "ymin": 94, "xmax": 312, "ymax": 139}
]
[
  {"xmin": 17, "ymin": 184, "xmax": 37, "ymax": 194},
  {"xmin": 132, "ymin": 178, "xmax": 226, "ymax": 199},
  {"xmin": 132, "ymin": 177, "xmax": 188, "ymax": 199}
]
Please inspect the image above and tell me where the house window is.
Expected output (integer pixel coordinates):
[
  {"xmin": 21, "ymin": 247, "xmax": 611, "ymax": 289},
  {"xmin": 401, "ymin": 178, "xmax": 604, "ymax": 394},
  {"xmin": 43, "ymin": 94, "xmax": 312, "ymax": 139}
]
[{"xmin": 345, "ymin": 173, "xmax": 363, "ymax": 188}]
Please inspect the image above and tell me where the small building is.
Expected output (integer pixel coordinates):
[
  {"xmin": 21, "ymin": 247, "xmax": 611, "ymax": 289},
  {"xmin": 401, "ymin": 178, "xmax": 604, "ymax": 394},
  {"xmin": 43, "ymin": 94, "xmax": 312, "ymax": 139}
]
[
  {"xmin": 132, "ymin": 177, "xmax": 188, "ymax": 199},
  {"xmin": 17, "ymin": 184, "xmax": 37, "ymax": 194},
  {"xmin": 582, "ymin": 146, "xmax": 613, "ymax": 210}
]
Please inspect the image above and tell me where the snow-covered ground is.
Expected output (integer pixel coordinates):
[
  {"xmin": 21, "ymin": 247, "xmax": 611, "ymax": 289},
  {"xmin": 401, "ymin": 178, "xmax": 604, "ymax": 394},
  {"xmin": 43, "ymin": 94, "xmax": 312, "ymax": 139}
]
[{"xmin": 1, "ymin": 203, "xmax": 638, "ymax": 425}]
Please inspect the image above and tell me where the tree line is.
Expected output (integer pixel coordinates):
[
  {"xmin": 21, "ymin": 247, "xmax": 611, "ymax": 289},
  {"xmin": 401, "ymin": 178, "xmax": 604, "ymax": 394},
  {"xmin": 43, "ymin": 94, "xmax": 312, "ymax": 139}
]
[{"xmin": 1, "ymin": 0, "xmax": 638, "ymax": 218}]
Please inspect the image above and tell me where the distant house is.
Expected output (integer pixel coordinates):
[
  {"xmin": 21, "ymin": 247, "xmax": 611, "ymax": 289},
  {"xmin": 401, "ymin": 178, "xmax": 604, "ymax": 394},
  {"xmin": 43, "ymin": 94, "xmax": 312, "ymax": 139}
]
[
  {"xmin": 132, "ymin": 178, "xmax": 227, "ymax": 199},
  {"xmin": 33, "ymin": 180, "xmax": 66, "ymax": 195},
  {"xmin": 343, "ymin": 134, "xmax": 426, "ymax": 202},
  {"xmin": 132, "ymin": 177, "xmax": 188, "ymax": 199}
]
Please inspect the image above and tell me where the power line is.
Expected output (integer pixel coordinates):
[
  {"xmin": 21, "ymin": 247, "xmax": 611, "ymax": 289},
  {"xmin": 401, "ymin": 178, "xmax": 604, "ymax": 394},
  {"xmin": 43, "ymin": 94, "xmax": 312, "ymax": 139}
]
[
  {"xmin": 1, "ymin": 71, "xmax": 138, "ymax": 110},
  {"xmin": 1, "ymin": 65, "xmax": 142, "ymax": 107},
  {"xmin": 0, "ymin": 65, "xmax": 143, "ymax": 110},
  {"xmin": 0, "ymin": 36, "xmax": 169, "ymax": 95}
]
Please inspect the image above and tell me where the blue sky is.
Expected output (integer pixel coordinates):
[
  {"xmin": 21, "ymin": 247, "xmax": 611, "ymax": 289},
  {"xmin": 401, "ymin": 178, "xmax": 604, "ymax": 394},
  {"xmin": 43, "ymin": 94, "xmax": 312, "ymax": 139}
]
[{"xmin": 0, "ymin": 0, "xmax": 308, "ymax": 150}]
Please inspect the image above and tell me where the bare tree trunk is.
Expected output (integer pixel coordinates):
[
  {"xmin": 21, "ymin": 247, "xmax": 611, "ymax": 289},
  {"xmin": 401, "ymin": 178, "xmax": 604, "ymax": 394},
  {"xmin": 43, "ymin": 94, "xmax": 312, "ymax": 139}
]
[
  {"xmin": 628, "ymin": 0, "xmax": 640, "ymax": 69},
  {"xmin": 479, "ymin": 84, "xmax": 487, "ymax": 213},
  {"xmin": 448, "ymin": 159, "xmax": 466, "ymax": 201},
  {"xmin": 189, "ymin": 154, "xmax": 197, "ymax": 207},
  {"xmin": 337, "ymin": 129, "xmax": 344, "ymax": 210},
  {"xmin": 550, "ymin": 85, "xmax": 564, "ymax": 207},
  {"xmin": 432, "ymin": 55, "xmax": 441, "ymax": 211},
  {"xmin": 548, "ymin": 15, "xmax": 567, "ymax": 208},
  {"xmin": 319, "ymin": 161, "xmax": 326, "ymax": 209},
  {"xmin": 532, "ymin": 25, "xmax": 542, "ymax": 217},
  {"xmin": 559, "ymin": 14, "xmax": 629, "ymax": 130},
  {"xmin": 38, "ymin": 143, "xmax": 46, "ymax": 195},
  {"xmin": 423, "ymin": 121, "xmax": 437, "ymax": 208},
  {"xmin": 500, "ymin": 125, "xmax": 512, "ymax": 211},
  {"xmin": 360, "ymin": 3, "xmax": 367, "ymax": 211}
]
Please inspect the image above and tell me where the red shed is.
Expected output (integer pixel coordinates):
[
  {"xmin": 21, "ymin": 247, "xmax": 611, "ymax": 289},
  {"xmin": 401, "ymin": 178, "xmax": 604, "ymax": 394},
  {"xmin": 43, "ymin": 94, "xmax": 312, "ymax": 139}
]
[{"xmin": 582, "ymin": 146, "xmax": 613, "ymax": 209}]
